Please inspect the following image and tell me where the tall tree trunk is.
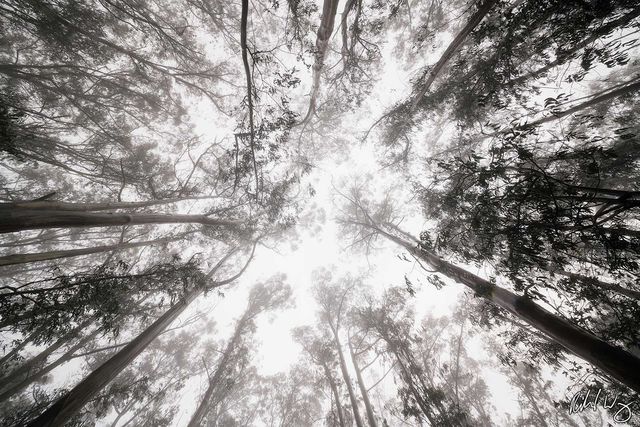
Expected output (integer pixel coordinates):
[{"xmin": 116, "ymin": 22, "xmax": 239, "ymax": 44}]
[
  {"xmin": 410, "ymin": 0, "xmax": 498, "ymax": 110},
  {"xmin": 25, "ymin": 287, "xmax": 203, "ymax": 427},
  {"xmin": 0, "ymin": 328, "xmax": 100, "ymax": 403},
  {"xmin": 299, "ymin": 0, "xmax": 340, "ymax": 124},
  {"xmin": 348, "ymin": 335, "xmax": 377, "ymax": 427},
  {"xmin": 508, "ymin": 7, "xmax": 640, "ymax": 87},
  {"xmin": 187, "ymin": 316, "xmax": 247, "ymax": 427},
  {"xmin": 0, "ymin": 327, "xmax": 43, "ymax": 370},
  {"xmin": 365, "ymin": 222, "xmax": 640, "ymax": 393},
  {"xmin": 331, "ymin": 326, "xmax": 364, "ymax": 427},
  {"xmin": 0, "ymin": 319, "xmax": 92, "ymax": 389},
  {"xmin": 6, "ymin": 197, "xmax": 215, "ymax": 212},
  {"xmin": 323, "ymin": 363, "xmax": 346, "ymax": 427},
  {"xmin": 240, "ymin": 0, "xmax": 259, "ymax": 197},
  {"xmin": 0, "ymin": 235, "xmax": 187, "ymax": 267},
  {"xmin": 0, "ymin": 207, "xmax": 239, "ymax": 233}
]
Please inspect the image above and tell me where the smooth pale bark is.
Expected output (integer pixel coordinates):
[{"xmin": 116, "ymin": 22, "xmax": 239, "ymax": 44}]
[
  {"xmin": 186, "ymin": 315, "xmax": 247, "ymax": 427},
  {"xmin": 331, "ymin": 327, "xmax": 364, "ymax": 427},
  {"xmin": 0, "ymin": 207, "xmax": 240, "ymax": 233},
  {"xmin": 0, "ymin": 319, "xmax": 92, "ymax": 389},
  {"xmin": 348, "ymin": 336, "xmax": 377, "ymax": 427},
  {"xmin": 299, "ymin": 0, "xmax": 340, "ymax": 124},
  {"xmin": 6, "ymin": 198, "xmax": 215, "ymax": 212},
  {"xmin": 25, "ymin": 288, "xmax": 201, "ymax": 427},
  {"xmin": 0, "ymin": 235, "xmax": 186, "ymax": 267},
  {"xmin": 410, "ymin": 0, "xmax": 498, "ymax": 110},
  {"xmin": 363, "ymin": 222, "xmax": 640, "ymax": 393},
  {"xmin": 323, "ymin": 363, "xmax": 346, "ymax": 427},
  {"xmin": 240, "ymin": 0, "xmax": 259, "ymax": 195},
  {"xmin": 0, "ymin": 329, "xmax": 99, "ymax": 403},
  {"xmin": 25, "ymin": 245, "xmax": 252, "ymax": 426}
]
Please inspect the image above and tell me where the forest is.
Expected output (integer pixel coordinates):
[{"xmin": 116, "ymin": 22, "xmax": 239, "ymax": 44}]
[{"xmin": 1, "ymin": 0, "xmax": 640, "ymax": 425}]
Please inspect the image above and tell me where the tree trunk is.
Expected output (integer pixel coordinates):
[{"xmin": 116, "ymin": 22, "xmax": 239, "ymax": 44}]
[
  {"xmin": 323, "ymin": 363, "xmax": 346, "ymax": 427},
  {"xmin": 6, "ymin": 198, "xmax": 214, "ymax": 212},
  {"xmin": 348, "ymin": 335, "xmax": 377, "ymax": 427},
  {"xmin": 25, "ymin": 287, "xmax": 203, "ymax": 427},
  {"xmin": 411, "ymin": 0, "xmax": 498, "ymax": 110},
  {"xmin": 0, "ymin": 235, "xmax": 186, "ymax": 267},
  {"xmin": 299, "ymin": 0, "xmax": 340, "ymax": 124},
  {"xmin": 0, "ymin": 328, "xmax": 100, "ymax": 403},
  {"xmin": 371, "ymin": 224, "xmax": 640, "ymax": 393},
  {"xmin": 0, "ymin": 207, "xmax": 239, "ymax": 233},
  {"xmin": 509, "ymin": 7, "xmax": 640, "ymax": 87},
  {"xmin": 187, "ymin": 316, "xmax": 247, "ymax": 427},
  {"xmin": 0, "ymin": 327, "xmax": 43, "ymax": 371},
  {"xmin": 331, "ymin": 327, "xmax": 364, "ymax": 427},
  {"xmin": 0, "ymin": 319, "xmax": 92, "ymax": 389}
]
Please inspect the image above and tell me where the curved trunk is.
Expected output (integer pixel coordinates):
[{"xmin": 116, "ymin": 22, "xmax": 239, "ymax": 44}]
[{"xmin": 299, "ymin": 0, "xmax": 340, "ymax": 124}]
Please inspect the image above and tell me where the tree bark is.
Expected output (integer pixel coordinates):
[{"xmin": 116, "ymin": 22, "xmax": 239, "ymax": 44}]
[
  {"xmin": 186, "ymin": 316, "xmax": 247, "ymax": 427},
  {"xmin": 299, "ymin": 0, "xmax": 340, "ymax": 124},
  {"xmin": 323, "ymin": 363, "xmax": 346, "ymax": 427},
  {"xmin": 331, "ymin": 327, "xmax": 364, "ymax": 427},
  {"xmin": 0, "ymin": 235, "xmax": 186, "ymax": 267},
  {"xmin": 25, "ymin": 289, "xmax": 201, "ymax": 427},
  {"xmin": 348, "ymin": 335, "xmax": 377, "ymax": 427},
  {"xmin": 366, "ymin": 222, "xmax": 640, "ymax": 393},
  {"xmin": 0, "ymin": 328, "xmax": 100, "ymax": 403},
  {"xmin": 411, "ymin": 0, "xmax": 498, "ymax": 110},
  {"xmin": 0, "ymin": 319, "xmax": 92, "ymax": 389},
  {"xmin": 0, "ymin": 207, "xmax": 239, "ymax": 233}
]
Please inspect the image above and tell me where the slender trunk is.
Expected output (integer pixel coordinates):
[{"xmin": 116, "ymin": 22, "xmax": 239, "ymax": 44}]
[
  {"xmin": 411, "ymin": 0, "xmax": 498, "ymax": 110},
  {"xmin": 0, "ymin": 207, "xmax": 239, "ymax": 233},
  {"xmin": 0, "ymin": 235, "xmax": 186, "ymax": 267},
  {"xmin": 331, "ymin": 327, "xmax": 364, "ymax": 427},
  {"xmin": 0, "ymin": 319, "xmax": 92, "ymax": 388},
  {"xmin": 0, "ymin": 327, "xmax": 42, "ymax": 370},
  {"xmin": 480, "ymin": 78, "xmax": 640, "ymax": 140},
  {"xmin": 25, "ymin": 288, "xmax": 203, "ymax": 427},
  {"xmin": 299, "ymin": 0, "xmax": 340, "ymax": 124},
  {"xmin": 551, "ymin": 268, "xmax": 640, "ymax": 300},
  {"xmin": 509, "ymin": 7, "xmax": 640, "ymax": 86},
  {"xmin": 370, "ymin": 223, "xmax": 640, "ymax": 393},
  {"xmin": 240, "ymin": 0, "xmax": 259, "ymax": 197},
  {"xmin": 348, "ymin": 336, "xmax": 377, "ymax": 427},
  {"xmin": 509, "ymin": 366, "xmax": 550, "ymax": 427},
  {"xmin": 187, "ymin": 316, "xmax": 246, "ymax": 427},
  {"xmin": 0, "ymin": 329, "xmax": 100, "ymax": 403},
  {"xmin": 323, "ymin": 363, "xmax": 346, "ymax": 427}
]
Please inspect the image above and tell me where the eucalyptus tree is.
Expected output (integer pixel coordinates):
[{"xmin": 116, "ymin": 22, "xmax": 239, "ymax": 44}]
[
  {"xmin": 186, "ymin": 277, "xmax": 292, "ymax": 427},
  {"xmin": 24, "ymin": 241, "xmax": 256, "ymax": 427},
  {"xmin": 336, "ymin": 184, "xmax": 640, "ymax": 394},
  {"xmin": 292, "ymin": 325, "xmax": 349, "ymax": 427},
  {"xmin": 354, "ymin": 286, "xmax": 471, "ymax": 426}
]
